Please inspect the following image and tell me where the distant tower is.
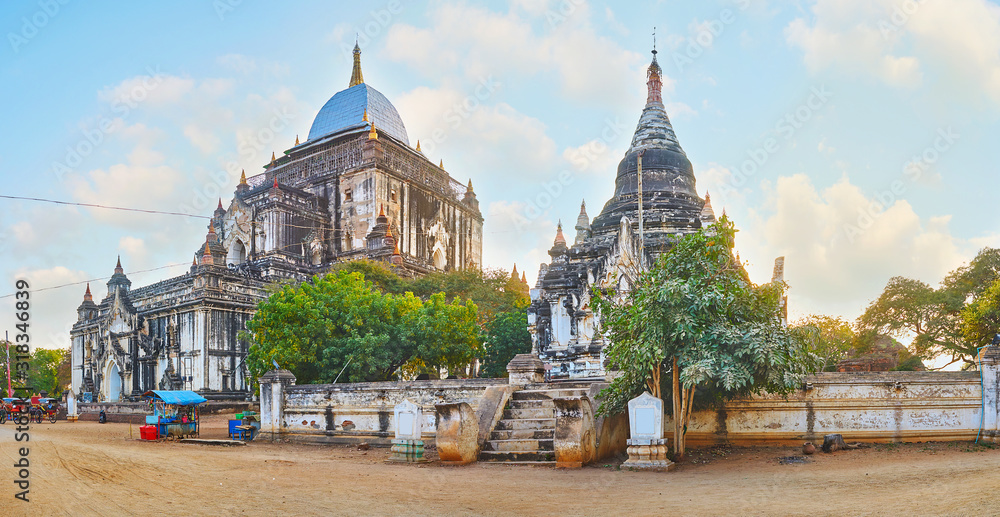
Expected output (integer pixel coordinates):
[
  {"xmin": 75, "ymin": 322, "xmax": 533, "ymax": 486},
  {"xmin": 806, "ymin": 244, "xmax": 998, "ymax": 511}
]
[{"xmin": 574, "ymin": 200, "xmax": 591, "ymax": 245}]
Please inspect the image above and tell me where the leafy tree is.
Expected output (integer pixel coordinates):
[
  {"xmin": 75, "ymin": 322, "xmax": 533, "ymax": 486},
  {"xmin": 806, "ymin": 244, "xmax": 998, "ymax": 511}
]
[
  {"xmin": 962, "ymin": 277, "xmax": 1000, "ymax": 355},
  {"xmin": 794, "ymin": 315, "xmax": 855, "ymax": 371},
  {"xmin": 328, "ymin": 259, "xmax": 408, "ymax": 294},
  {"xmin": 480, "ymin": 299, "xmax": 532, "ymax": 378},
  {"xmin": 594, "ymin": 217, "xmax": 813, "ymax": 459},
  {"xmin": 858, "ymin": 248, "xmax": 1000, "ymax": 369},
  {"xmin": 0, "ymin": 347, "xmax": 69, "ymax": 396},
  {"xmin": 244, "ymin": 271, "xmax": 481, "ymax": 385}
]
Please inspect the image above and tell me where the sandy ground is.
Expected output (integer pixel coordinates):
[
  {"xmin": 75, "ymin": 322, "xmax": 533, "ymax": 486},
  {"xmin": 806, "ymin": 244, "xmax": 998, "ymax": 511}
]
[{"xmin": 1, "ymin": 415, "xmax": 999, "ymax": 516}]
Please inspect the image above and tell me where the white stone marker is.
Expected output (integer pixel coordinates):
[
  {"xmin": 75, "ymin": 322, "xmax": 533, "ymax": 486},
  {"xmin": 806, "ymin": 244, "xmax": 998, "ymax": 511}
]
[
  {"xmin": 390, "ymin": 399, "xmax": 426, "ymax": 462},
  {"xmin": 624, "ymin": 392, "xmax": 674, "ymax": 471}
]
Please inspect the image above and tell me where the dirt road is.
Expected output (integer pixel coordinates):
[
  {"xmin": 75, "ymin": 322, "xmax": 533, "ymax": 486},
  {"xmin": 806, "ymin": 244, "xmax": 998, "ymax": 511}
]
[{"xmin": 1, "ymin": 415, "xmax": 998, "ymax": 516}]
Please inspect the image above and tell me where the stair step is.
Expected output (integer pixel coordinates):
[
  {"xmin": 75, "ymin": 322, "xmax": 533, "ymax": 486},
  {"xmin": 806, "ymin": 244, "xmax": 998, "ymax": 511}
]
[
  {"xmin": 503, "ymin": 407, "xmax": 554, "ymax": 420},
  {"xmin": 489, "ymin": 429, "xmax": 552, "ymax": 441},
  {"xmin": 513, "ymin": 389, "xmax": 590, "ymax": 400},
  {"xmin": 483, "ymin": 438, "xmax": 554, "ymax": 452},
  {"xmin": 508, "ymin": 399, "xmax": 555, "ymax": 409},
  {"xmin": 494, "ymin": 418, "xmax": 555, "ymax": 431},
  {"xmin": 479, "ymin": 450, "xmax": 557, "ymax": 463}
]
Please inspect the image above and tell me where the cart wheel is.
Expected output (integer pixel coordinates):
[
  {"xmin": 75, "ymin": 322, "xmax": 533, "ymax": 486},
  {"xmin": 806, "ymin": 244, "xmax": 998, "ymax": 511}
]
[
  {"xmin": 0, "ymin": 411, "xmax": 6, "ymax": 424},
  {"xmin": 49, "ymin": 414, "xmax": 57, "ymax": 424}
]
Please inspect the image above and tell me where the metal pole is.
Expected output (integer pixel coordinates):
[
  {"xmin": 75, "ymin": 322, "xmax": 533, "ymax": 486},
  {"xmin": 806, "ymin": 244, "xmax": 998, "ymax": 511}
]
[
  {"xmin": 637, "ymin": 151, "xmax": 645, "ymax": 260},
  {"xmin": 5, "ymin": 331, "xmax": 12, "ymax": 398}
]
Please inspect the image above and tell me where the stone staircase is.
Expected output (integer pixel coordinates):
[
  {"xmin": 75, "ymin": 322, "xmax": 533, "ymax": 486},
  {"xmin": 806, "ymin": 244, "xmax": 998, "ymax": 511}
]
[{"xmin": 479, "ymin": 383, "xmax": 592, "ymax": 465}]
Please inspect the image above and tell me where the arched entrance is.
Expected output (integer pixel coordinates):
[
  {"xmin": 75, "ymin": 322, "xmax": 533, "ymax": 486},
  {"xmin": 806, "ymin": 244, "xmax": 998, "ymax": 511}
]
[
  {"xmin": 432, "ymin": 248, "xmax": 446, "ymax": 270},
  {"xmin": 106, "ymin": 362, "xmax": 121, "ymax": 402},
  {"xmin": 228, "ymin": 240, "xmax": 247, "ymax": 266}
]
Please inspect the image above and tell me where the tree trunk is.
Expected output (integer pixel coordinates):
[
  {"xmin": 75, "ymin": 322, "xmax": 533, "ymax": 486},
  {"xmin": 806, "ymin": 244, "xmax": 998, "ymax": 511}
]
[
  {"xmin": 672, "ymin": 357, "xmax": 682, "ymax": 460},
  {"xmin": 821, "ymin": 434, "xmax": 848, "ymax": 453}
]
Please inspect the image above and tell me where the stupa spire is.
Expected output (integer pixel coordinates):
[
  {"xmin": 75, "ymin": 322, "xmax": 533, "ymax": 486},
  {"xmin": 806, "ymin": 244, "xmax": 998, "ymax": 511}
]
[
  {"xmin": 115, "ymin": 255, "xmax": 123, "ymax": 274},
  {"xmin": 349, "ymin": 40, "xmax": 365, "ymax": 87},
  {"xmin": 84, "ymin": 283, "xmax": 92, "ymax": 302}
]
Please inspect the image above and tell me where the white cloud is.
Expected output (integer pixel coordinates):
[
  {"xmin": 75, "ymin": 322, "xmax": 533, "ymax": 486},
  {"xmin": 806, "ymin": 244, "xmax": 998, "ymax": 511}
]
[
  {"xmin": 184, "ymin": 124, "xmax": 221, "ymax": 154},
  {"xmin": 382, "ymin": 2, "xmax": 646, "ymax": 107},
  {"xmin": 394, "ymin": 85, "xmax": 558, "ymax": 180},
  {"xmin": 740, "ymin": 173, "xmax": 969, "ymax": 321},
  {"xmin": 785, "ymin": 0, "xmax": 1000, "ymax": 102}
]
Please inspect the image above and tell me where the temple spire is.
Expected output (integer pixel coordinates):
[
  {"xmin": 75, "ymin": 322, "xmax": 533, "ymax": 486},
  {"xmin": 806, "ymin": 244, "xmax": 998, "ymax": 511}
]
[
  {"xmin": 239, "ymin": 169, "xmax": 247, "ymax": 185},
  {"xmin": 84, "ymin": 283, "xmax": 92, "ymax": 302},
  {"xmin": 115, "ymin": 255, "xmax": 123, "ymax": 274},
  {"xmin": 349, "ymin": 41, "xmax": 365, "ymax": 87},
  {"xmin": 646, "ymin": 43, "xmax": 662, "ymax": 106},
  {"xmin": 554, "ymin": 220, "xmax": 567, "ymax": 247}
]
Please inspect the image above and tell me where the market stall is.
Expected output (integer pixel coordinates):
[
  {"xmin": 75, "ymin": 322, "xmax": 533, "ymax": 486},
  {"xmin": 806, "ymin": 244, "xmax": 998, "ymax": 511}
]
[{"xmin": 141, "ymin": 390, "xmax": 207, "ymax": 439}]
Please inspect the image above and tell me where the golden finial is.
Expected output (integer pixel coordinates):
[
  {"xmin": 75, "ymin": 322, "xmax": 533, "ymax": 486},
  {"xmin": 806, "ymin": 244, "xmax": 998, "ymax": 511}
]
[
  {"xmin": 270, "ymin": 151, "xmax": 276, "ymax": 167},
  {"xmin": 415, "ymin": 140, "xmax": 421, "ymax": 152},
  {"xmin": 439, "ymin": 159, "xmax": 444, "ymax": 169},
  {"xmin": 362, "ymin": 109, "xmax": 368, "ymax": 122},
  {"xmin": 294, "ymin": 135, "xmax": 300, "ymax": 146},
  {"xmin": 349, "ymin": 41, "xmax": 364, "ymax": 87},
  {"xmin": 379, "ymin": 203, "xmax": 385, "ymax": 217},
  {"xmin": 467, "ymin": 179, "xmax": 473, "ymax": 192},
  {"xmin": 386, "ymin": 223, "xmax": 393, "ymax": 238},
  {"xmin": 239, "ymin": 169, "xmax": 247, "ymax": 185},
  {"xmin": 368, "ymin": 121, "xmax": 378, "ymax": 140}
]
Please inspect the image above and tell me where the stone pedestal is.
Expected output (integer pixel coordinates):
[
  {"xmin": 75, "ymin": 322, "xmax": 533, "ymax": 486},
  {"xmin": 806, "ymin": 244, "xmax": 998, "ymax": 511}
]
[
  {"xmin": 259, "ymin": 369, "xmax": 296, "ymax": 441},
  {"xmin": 435, "ymin": 402, "xmax": 479, "ymax": 465},
  {"xmin": 553, "ymin": 396, "xmax": 597, "ymax": 468},
  {"xmin": 623, "ymin": 392, "xmax": 674, "ymax": 471},
  {"xmin": 506, "ymin": 354, "xmax": 544, "ymax": 385},
  {"xmin": 624, "ymin": 438, "xmax": 674, "ymax": 471},
  {"xmin": 389, "ymin": 439, "xmax": 427, "ymax": 462},
  {"xmin": 387, "ymin": 399, "xmax": 427, "ymax": 463}
]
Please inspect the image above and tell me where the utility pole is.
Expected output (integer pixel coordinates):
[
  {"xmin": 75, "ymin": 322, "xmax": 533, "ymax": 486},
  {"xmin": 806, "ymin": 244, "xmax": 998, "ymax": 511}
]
[
  {"xmin": 5, "ymin": 331, "xmax": 12, "ymax": 398},
  {"xmin": 637, "ymin": 150, "xmax": 645, "ymax": 261}
]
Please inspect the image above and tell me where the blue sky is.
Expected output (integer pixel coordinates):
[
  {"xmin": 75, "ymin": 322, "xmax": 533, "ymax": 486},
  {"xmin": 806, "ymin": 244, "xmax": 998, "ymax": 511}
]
[{"xmin": 2, "ymin": 0, "xmax": 999, "ymax": 356}]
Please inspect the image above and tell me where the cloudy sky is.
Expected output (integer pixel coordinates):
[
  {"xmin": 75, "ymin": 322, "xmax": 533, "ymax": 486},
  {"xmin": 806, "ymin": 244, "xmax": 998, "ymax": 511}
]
[{"xmin": 2, "ymin": 0, "xmax": 999, "ymax": 353}]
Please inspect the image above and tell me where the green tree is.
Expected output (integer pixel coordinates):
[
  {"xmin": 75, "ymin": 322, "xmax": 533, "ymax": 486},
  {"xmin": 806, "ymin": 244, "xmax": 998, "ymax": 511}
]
[
  {"xmin": 480, "ymin": 299, "xmax": 532, "ymax": 378},
  {"xmin": 961, "ymin": 277, "xmax": 1000, "ymax": 354},
  {"xmin": 594, "ymin": 217, "xmax": 814, "ymax": 459},
  {"xmin": 794, "ymin": 315, "xmax": 856, "ymax": 371},
  {"xmin": 858, "ymin": 248, "xmax": 1000, "ymax": 369},
  {"xmin": 244, "ymin": 271, "xmax": 482, "ymax": 385}
]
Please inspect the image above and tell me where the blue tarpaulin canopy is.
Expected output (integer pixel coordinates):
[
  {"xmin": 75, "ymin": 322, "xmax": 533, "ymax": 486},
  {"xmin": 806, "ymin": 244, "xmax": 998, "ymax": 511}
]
[{"xmin": 141, "ymin": 390, "xmax": 207, "ymax": 406}]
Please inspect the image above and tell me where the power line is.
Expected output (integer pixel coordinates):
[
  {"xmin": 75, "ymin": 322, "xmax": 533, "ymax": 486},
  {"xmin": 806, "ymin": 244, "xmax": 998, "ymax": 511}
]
[
  {"xmin": 0, "ymin": 195, "xmax": 211, "ymax": 219},
  {"xmin": 0, "ymin": 262, "xmax": 191, "ymax": 300}
]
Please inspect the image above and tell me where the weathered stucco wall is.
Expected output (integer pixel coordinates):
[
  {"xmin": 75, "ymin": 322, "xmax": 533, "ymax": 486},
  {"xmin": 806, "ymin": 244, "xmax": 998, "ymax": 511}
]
[
  {"xmin": 279, "ymin": 379, "xmax": 505, "ymax": 445},
  {"xmin": 672, "ymin": 371, "xmax": 987, "ymax": 446}
]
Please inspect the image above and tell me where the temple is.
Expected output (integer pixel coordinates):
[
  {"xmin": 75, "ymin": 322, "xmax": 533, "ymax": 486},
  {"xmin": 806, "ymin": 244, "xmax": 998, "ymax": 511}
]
[
  {"xmin": 527, "ymin": 48, "xmax": 781, "ymax": 379},
  {"xmin": 71, "ymin": 44, "xmax": 484, "ymax": 401}
]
